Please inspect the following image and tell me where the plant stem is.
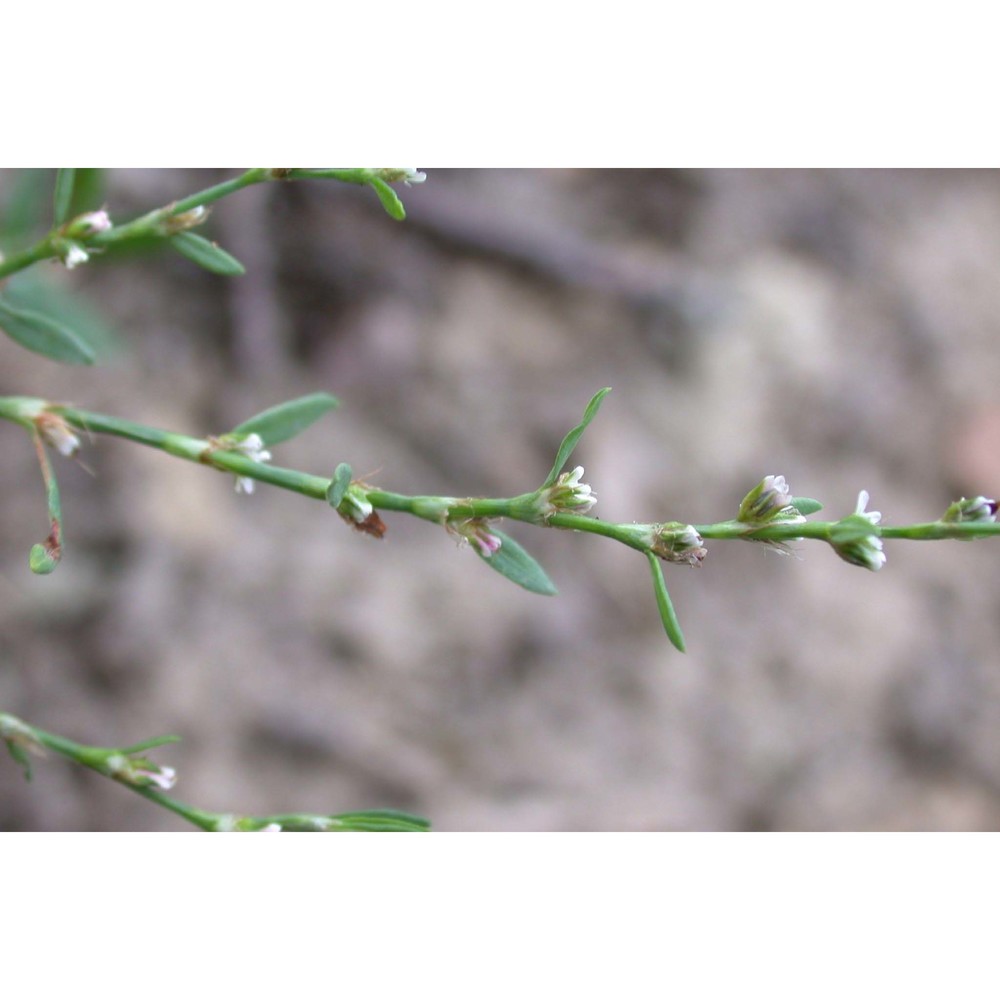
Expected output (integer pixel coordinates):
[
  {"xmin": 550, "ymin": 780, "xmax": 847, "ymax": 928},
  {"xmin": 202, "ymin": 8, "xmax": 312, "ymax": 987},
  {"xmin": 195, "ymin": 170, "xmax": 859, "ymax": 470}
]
[
  {"xmin": 0, "ymin": 168, "xmax": 390, "ymax": 283},
  {"xmin": 5, "ymin": 397, "xmax": 1000, "ymax": 565},
  {"xmin": 0, "ymin": 711, "xmax": 428, "ymax": 832},
  {"xmin": 89, "ymin": 168, "xmax": 273, "ymax": 249}
]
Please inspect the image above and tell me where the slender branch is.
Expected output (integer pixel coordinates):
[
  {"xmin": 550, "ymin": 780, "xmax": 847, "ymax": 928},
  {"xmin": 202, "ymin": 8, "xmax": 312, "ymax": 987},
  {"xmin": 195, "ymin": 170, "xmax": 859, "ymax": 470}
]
[
  {"xmin": 4, "ymin": 397, "xmax": 1000, "ymax": 560},
  {"xmin": 0, "ymin": 711, "xmax": 428, "ymax": 833},
  {"xmin": 0, "ymin": 167, "xmax": 415, "ymax": 283}
]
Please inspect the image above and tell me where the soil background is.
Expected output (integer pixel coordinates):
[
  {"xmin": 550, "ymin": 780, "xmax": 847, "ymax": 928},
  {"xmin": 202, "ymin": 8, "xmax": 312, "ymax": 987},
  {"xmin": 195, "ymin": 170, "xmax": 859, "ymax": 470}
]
[{"xmin": 3, "ymin": 168, "xmax": 1000, "ymax": 831}]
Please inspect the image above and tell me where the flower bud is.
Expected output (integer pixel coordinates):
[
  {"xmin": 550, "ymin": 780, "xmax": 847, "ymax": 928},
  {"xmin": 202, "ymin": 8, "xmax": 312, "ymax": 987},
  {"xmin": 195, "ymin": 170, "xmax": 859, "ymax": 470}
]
[
  {"xmin": 164, "ymin": 204, "xmax": 209, "ymax": 234},
  {"xmin": 829, "ymin": 490, "xmax": 886, "ymax": 571},
  {"xmin": 378, "ymin": 168, "xmax": 426, "ymax": 186},
  {"xmin": 534, "ymin": 466, "xmax": 597, "ymax": 520},
  {"xmin": 737, "ymin": 474, "xmax": 805, "ymax": 524},
  {"xmin": 942, "ymin": 496, "xmax": 998, "ymax": 524},
  {"xmin": 650, "ymin": 522, "xmax": 707, "ymax": 566},
  {"xmin": 340, "ymin": 484, "xmax": 374, "ymax": 523},
  {"xmin": 65, "ymin": 209, "xmax": 112, "ymax": 239},
  {"xmin": 35, "ymin": 412, "xmax": 82, "ymax": 457},
  {"xmin": 222, "ymin": 432, "xmax": 272, "ymax": 494},
  {"xmin": 62, "ymin": 242, "xmax": 89, "ymax": 269},
  {"xmin": 105, "ymin": 753, "xmax": 177, "ymax": 790},
  {"xmin": 450, "ymin": 517, "xmax": 503, "ymax": 558}
]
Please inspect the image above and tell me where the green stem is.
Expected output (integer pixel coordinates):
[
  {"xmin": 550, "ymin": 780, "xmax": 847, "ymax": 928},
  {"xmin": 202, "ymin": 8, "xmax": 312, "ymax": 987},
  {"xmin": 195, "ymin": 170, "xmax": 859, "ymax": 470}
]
[
  {"xmin": 695, "ymin": 518, "xmax": 1000, "ymax": 542},
  {"xmin": 879, "ymin": 522, "xmax": 1000, "ymax": 540},
  {"xmin": 0, "ymin": 238, "xmax": 59, "ymax": 281},
  {"xmin": 0, "ymin": 711, "xmax": 426, "ymax": 832},
  {"xmin": 132, "ymin": 787, "xmax": 217, "ymax": 830},
  {"xmin": 6, "ymin": 397, "xmax": 1000, "ymax": 570},
  {"xmin": 89, "ymin": 168, "xmax": 273, "ymax": 249},
  {"xmin": 0, "ymin": 168, "xmax": 384, "ymax": 282},
  {"xmin": 0, "ymin": 711, "xmax": 217, "ymax": 830}
]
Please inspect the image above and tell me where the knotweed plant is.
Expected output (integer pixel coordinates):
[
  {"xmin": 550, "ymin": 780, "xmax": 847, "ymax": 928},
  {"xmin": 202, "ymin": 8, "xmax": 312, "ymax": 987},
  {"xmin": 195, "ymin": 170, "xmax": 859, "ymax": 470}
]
[{"xmin": 2, "ymin": 169, "xmax": 999, "ymax": 831}]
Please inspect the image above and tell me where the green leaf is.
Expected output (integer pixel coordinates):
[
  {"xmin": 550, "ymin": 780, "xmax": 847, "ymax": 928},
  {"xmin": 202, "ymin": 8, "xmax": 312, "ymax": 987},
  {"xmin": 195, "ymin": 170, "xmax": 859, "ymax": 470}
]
[
  {"xmin": 646, "ymin": 552, "xmax": 686, "ymax": 652},
  {"xmin": 330, "ymin": 809, "xmax": 431, "ymax": 832},
  {"xmin": 29, "ymin": 543, "xmax": 59, "ymax": 575},
  {"xmin": 326, "ymin": 462, "xmax": 353, "ymax": 509},
  {"xmin": 168, "ymin": 232, "xmax": 246, "ymax": 275},
  {"xmin": 0, "ymin": 296, "xmax": 96, "ymax": 365},
  {"xmin": 476, "ymin": 528, "xmax": 557, "ymax": 596},
  {"xmin": 790, "ymin": 497, "xmax": 823, "ymax": 516},
  {"xmin": 543, "ymin": 387, "xmax": 612, "ymax": 488},
  {"xmin": 368, "ymin": 177, "xmax": 406, "ymax": 221},
  {"xmin": 5, "ymin": 270, "xmax": 123, "ymax": 361},
  {"xmin": 53, "ymin": 169, "xmax": 76, "ymax": 225},
  {"xmin": 4, "ymin": 738, "xmax": 33, "ymax": 781},
  {"xmin": 118, "ymin": 734, "xmax": 182, "ymax": 755},
  {"xmin": 233, "ymin": 392, "xmax": 340, "ymax": 446},
  {"xmin": 0, "ymin": 170, "xmax": 51, "ymax": 246},
  {"xmin": 828, "ymin": 514, "xmax": 879, "ymax": 546}
]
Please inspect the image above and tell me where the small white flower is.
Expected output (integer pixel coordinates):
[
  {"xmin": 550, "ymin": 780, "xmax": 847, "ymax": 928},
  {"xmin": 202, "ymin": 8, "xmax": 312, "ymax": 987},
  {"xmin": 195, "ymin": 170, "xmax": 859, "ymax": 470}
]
[
  {"xmin": 859, "ymin": 538, "xmax": 887, "ymax": 571},
  {"xmin": 559, "ymin": 466, "xmax": 597, "ymax": 512},
  {"xmin": 259, "ymin": 823, "xmax": 282, "ymax": 833},
  {"xmin": 378, "ymin": 168, "xmax": 427, "ymax": 186},
  {"xmin": 738, "ymin": 473, "xmax": 805, "ymax": 524},
  {"xmin": 233, "ymin": 432, "xmax": 272, "ymax": 463},
  {"xmin": 106, "ymin": 754, "xmax": 177, "ymax": 790},
  {"xmin": 63, "ymin": 243, "xmax": 89, "ymax": 269},
  {"xmin": 340, "ymin": 485, "xmax": 374, "ymax": 523},
  {"xmin": 74, "ymin": 210, "xmax": 112, "ymax": 236},
  {"xmin": 140, "ymin": 765, "xmax": 177, "ymax": 791},
  {"xmin": 831, "ymin": 490, "xmax": 886, "ymax": 571},
  {"xmin": 229, "ymin": 433, "xmax": 272, "ymax": 495},
  {"xmin": 855, "ymin": 489, "xmax": 881, "ymax": 524},
  {"xmin": 537, "ymin": 465, "xmax": 597, "ymax": 519}
]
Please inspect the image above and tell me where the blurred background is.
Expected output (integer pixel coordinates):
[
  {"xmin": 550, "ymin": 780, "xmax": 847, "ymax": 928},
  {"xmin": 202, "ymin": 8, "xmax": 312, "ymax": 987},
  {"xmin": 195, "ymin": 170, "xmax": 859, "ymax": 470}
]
[{"xmin": 2, "ymin": 168, "xmax": 1000, "ymax": 831}]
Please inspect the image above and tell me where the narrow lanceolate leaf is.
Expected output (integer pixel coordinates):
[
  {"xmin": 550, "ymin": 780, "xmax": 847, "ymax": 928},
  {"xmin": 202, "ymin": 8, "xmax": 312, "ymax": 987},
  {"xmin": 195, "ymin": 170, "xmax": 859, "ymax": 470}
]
[
  {"xmin": 53, "ymin": 169, "xmax": 76, "ymax": 225},
  {"xmin": 330, "ymin": 810, "xmax": 430, "ymax": 832},
  {"xmin": 476, "ymin": 528, "xmax": 557, "ymax": 596},
  {"xmin": 118, "ymin": 734, "xmax": 182, "ymax": 755},
  {"xmin": 790, "ymin": 497, "xmax": 823, "ymax": 516},
  {"xmin": 646, "ymin": 552, "xmax": 686, "ymax": 653},
  {"xmin": 543, "ymin": 387, "xmax": 612, "ymax": 488},
  {"xmin": 5, "ymin": 738, "xmax": 34, "ymax": 781},
  {"xmin": 29, "ymin": 430, "xmax": 64, "ymax": 575},
  {"xmin": 233, "ymin": 392, "xmax": 340, "ymax": 446},
  {"xmin": 368, "ymin": 176, "xmax": 406, "ymax": 221},
  {"xmin": 168, "ymin": 232, "xmax": 246, "ymax": 275},
  {"xmin": 0, "ymin": 297, "xmax": 95, "ymax": 365},
  {"xmin": 5, "ymin": 271, "xmax": 122, "ymax": 361},
  {"xmin": 326, "ymin": 463, "xmax": 353, "ymax": 509}
]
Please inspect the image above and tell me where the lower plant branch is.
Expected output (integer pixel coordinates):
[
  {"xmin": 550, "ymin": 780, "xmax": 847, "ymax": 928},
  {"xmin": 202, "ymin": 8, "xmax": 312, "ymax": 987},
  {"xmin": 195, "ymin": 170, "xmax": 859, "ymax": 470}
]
[{"xmin": 0, "ymin": 711, "xmax": 428, "ymax": 833}]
